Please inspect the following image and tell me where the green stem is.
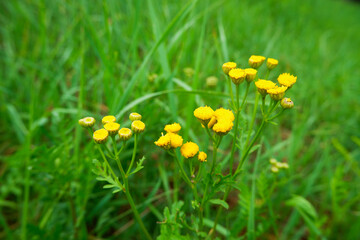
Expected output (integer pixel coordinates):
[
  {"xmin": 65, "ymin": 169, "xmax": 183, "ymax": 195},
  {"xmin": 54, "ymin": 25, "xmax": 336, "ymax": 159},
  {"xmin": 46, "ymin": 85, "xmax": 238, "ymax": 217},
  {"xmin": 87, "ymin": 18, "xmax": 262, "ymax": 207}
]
[
  {"xmin": 229, "ymin": 85, "xmax": 240, "ymax": 175},
  {"xmin": 126, "ymin": 134, "xmax": 138, "ymax": 175},
  {"xmin": 204, "ymin": 125, "xmax": 216, "ymax": 144},
  {"xmin": 268, "ymin": 109, "xmax": 285, "ymax": 121},
  {"xmin": 171, "ymin": 150, "xmax": 192, "ymax": 188},
  {"xmin": 97, "ymin": 145, "xmax": 122, "ymax": 187},
  {"xmin": 226, "ymin": 75, "xmax": 235, "ymax": 107},
  {"xmin": 245, "ymin": 92, "xmax": 260, "ymax": 150}
]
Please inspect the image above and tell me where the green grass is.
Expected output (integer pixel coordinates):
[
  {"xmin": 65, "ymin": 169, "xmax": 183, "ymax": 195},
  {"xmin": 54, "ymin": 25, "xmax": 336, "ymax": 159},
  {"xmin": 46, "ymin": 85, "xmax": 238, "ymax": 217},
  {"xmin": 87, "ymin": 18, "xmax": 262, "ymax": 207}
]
[{"xmin": 1, "ymin": 0, "xmax": 360, "ymax": 239}]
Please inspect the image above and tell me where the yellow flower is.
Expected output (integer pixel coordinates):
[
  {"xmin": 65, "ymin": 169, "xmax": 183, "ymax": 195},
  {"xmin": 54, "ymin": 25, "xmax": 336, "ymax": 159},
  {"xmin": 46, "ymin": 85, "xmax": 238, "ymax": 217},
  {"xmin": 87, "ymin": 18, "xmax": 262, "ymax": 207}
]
[
  {"xmin": 245, "ymin": 68, "xmax": 257, "ymax": 82},
  {"xmin": 248, "ymin": 55, "xmax": 266, "ymax": 69},
  {"xmin": 155, "ymin": 133, "xmax": 171, "ymax": 149},
  {"xmin": 222, "ymin": 62, "xmax": 237, "ymax": 75},
  {"xmin": 194, "ymin": 106, "xmax": 214, "ymax": 125},
  {"xmin": 255, "ymin": 79, "xmax": 276, "ymax": 96},
  {"xmin": 93, "ymin": 129, "xmax": 109, "ymax": 144},
  {"xmin": 269, "ymin": 158, "xmax": 278, "ymax": 165},
  {"xmin": 168, "ymin": 133, "xmax": 183, "ymax": 148},
  {"xmin": 271, "ymin": 166, "xmax": 279, "ymax": 173},
  {"xmin": 104, "ymin": 122, "xmax": 120, "ymax": 136},
  {"xmin": 78, "ymin": 117, "xmax": 96, "ymax": 128},
  {"xmin": 278, "ymin": 73, "xmax": 297, "ymax": 88},
  {"xmin": 198, "ymin": 152, "xmax": 207, "ymax": 162},
  {"xmin": 267, "ymin": 86, "xmax": 287, "ymax": 101},
  {"xmin": 214, "ymin": 108, "xmax": 235, "ymax": 122},
  {"xmin": 131, "ymin": 120, "xmax": 145, "ymax": 133},
  {"xmin": 212, "ymin": 120, "xmax": 233, "ymax": 135},
  {"xmin": 118, "ymin": 128, "xmax": 132, "ymax": 141},
  {"xmin": 280, "ymin": 98, "xmax": 294, "ymax": 109},
  {"xmin": 266, "ymin": 58, "xmax": 278, "ymax": 70},
  {"xmin": 229, "ymin": 68, "xmax": 246, "ymax": 85},
  {"xmin": 180, "ymin": 142, "xmax": 199, "ymax": 158},
  {"xmin": 206, "ymin": 76, "xmax": 218, "ymax": 88},
  {"xmin": 164, "ymin": 123, "xmax": 181, "ymax": 134},
  {"xmin": 129, "ymin": 112, "xmax": 142, "ymax": 121},
  {"xmin": 102, "ymin": 115, "xmax": 116, "ymax": 125},
  {"xmin": 183, "ymin": 67, "xmax": 195, "ymax": 78}
]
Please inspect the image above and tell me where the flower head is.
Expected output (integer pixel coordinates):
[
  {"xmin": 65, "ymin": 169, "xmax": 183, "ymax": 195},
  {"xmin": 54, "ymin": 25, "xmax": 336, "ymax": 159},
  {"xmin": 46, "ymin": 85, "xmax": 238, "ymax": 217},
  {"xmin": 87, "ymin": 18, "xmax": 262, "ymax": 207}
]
[
  {"xmin": 102, "ymin": 115, "xmax": 116, "ymax": 125},
  {"xmin": 248, "ymin": 55, "xmax": 266, "ymax": 69},
  {"xmin": 104, "ymin": 122, "xmax": 120, "ymax": 136},
  {"xmin": 180, "ymin": 142, "xmax": 199, "ymax": 158},
  {"xmin": 278, "ymin": 73, "xmax": 297, "ymax": 88},
  {"xmin": 129, "ymin": 112, "xmax": 142, "ymax": 121},
  {"xmin": 78, "ymin": 117, "xmax": 96, "ymax": 128},
  {"xmin": 131, "ymin": 120, "xmax": 145, "ymax": 133},
  {"xmin": 198, "ymin": 152, "xmax": 207, "ymax": 162},
  {"xmin": 164, "ymin": 123, "xmax": 181, "ymax": 134},
  {"xmin": 118, "ymin": 128, "xmax": 132, "ymax": 141},
  {"xmin": 229, "ymin": 68, "xmax": 246, "ymax": 85},
  {"xmin": 206, "ymin": 76, "xmax": 218, "ymax": 88},
  {"xmin": 214, "ymin": 108, "xmax": 235, "ymax": 122},
  {"xmin": 266, "ymin": 58, "xmax": 278, "ymax": 70},
  {"xmin": 206, "ymin": 108, "xmax": 234, "ymax": 135},
  {"xmin": 255, "ymin": 79, "xmax": 276, "ymax": 96},
  {"xmin": 194, "ymin": 106, "xmax": 214, "ymax": 125},
  {"xmin": 154, "ymin": 133, "xmax": 171, "ymax": 149},
  {"xmin": 267, "ymin": 86, "xmax": 287, "ymax": 101},
  {"xmin": 212, "ymin": 120, "xmax": 233, "ymax": 135},
  {"xmin": 271, "ymin": 166, "xmax": 279, "ymax": 173},
  {"xmin": 222, "ymin": 62, "xmax": 237, "ymax": 75},
  {"xmin": 168, "ymin": 133, "xmax": 183, "ymax": 148},
  {"xmin": 245, "ymin": 68, "xmax": 257, "ymax": 82},
  {"xmin": 280, "ymin": 98, "xmax": 294, "ymax": 109},
  {"xmin": 93, "ymin": 129, "xmax": 109, "ymax": 144}
]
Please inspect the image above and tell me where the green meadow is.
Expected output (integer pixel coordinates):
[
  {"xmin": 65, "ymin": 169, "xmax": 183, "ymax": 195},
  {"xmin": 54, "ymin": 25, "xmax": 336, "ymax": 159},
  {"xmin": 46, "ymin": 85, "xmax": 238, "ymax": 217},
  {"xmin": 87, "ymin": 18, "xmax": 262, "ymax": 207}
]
[{"xmin": 1, "ymin": 0, "xmax": 360, "ymax": 239}]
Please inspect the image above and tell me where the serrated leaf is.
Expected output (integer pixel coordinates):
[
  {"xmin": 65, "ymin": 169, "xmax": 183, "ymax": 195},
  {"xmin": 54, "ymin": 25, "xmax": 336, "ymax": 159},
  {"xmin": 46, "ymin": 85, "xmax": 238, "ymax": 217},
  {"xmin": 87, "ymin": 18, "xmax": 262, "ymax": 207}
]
[
  {"xmin": 96, "ymin": 177, "xmax": 108, "ymax": 182},
  {"xmin": 286, "ymin": 195, "xmax": 318, "ymax": 220},
  {"xmin": 103, "ymin": 184, "xmax": 116, "ymax": 189},
  {"xmin": 209, "ymin": 199, "xmax": 229, "ymax": 209},
  {"xmin": 112, "ymin": 189, "xmax": 122, "ymax": 194}
]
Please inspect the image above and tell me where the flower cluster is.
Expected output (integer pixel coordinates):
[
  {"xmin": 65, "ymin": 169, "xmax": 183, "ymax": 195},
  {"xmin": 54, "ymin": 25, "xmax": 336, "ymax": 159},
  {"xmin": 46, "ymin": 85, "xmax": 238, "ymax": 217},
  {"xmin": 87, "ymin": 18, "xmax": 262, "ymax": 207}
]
[
  {"xmin": 222, "ymin": 62, "xmax": 258, "ymax": 85},
  {"xmin": 269, "ymin": 158, "xmax": 289, "ymax": 173},
  {"xmin": 79, "ymin": 113, "xmax": 145, "ymax": 144},
  {"xmin": 194, "ymin": 106, "xmax": 234, "ymax": 136}
]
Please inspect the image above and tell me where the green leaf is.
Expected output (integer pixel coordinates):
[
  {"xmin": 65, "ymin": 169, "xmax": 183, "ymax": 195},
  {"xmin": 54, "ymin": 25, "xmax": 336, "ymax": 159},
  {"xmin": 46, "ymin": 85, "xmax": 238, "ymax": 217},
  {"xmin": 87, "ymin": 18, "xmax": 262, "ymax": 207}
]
[
  {"xmin": 130, "ymin": 156, "xmax": 146, "ymax": 175},
  {"xmin": 209, "ymin": 199, "xmax": 229, "ymax": 209},
  {"xmin": 286, "ymin": 195, "xmax": 318, "ymax": 220}
]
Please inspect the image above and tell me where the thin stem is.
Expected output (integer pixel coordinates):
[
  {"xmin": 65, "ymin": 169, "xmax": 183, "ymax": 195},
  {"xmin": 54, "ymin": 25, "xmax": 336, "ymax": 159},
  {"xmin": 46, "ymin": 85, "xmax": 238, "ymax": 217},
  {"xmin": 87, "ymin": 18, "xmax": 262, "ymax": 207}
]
[
  {"xmin": 171, "ymin": 150, "xmax": 192, "ymax": 188},
  {"xmin": 229, "ymin": 85, "xmax": 240, "ymax": 175},
  {"xmin": 126, "ymin": 134, "xmax": 138, "ymax": 175},
  {"xmin": 226, "ymin": 75, "xmax": 235, "ymax": 107},
  {"xmin": 97, "ymin": 145, "xmax": 122, "ymax": 187},
  {"xmin": 245, "ymin": 92, "xmax": 260, "ymax": 150},
  {"xmin": 204, "ymin": 125, "xmax": 216, "ymax": 144},
  {"xmin": 268, "ymin": 109, "xmax": 285, "ymax": 121}
]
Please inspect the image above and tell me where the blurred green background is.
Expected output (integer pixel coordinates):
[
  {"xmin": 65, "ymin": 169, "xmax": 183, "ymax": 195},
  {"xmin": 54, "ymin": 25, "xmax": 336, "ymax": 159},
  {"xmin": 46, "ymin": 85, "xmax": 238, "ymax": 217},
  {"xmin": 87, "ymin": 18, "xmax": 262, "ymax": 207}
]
[{"xmin": 1, "ymin": 0, "xmax": 360, "ymax": 239}]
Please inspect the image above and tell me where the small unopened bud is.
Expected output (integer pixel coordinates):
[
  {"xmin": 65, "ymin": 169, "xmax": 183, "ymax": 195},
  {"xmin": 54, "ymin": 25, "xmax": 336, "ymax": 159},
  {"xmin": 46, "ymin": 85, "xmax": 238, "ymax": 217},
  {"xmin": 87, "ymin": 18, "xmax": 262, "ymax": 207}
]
[
  {"xmin": 148, "ymin": 73, "xmax": 158, "ymax": 83},
  {"xmin": 248, "ymin": 55, "xmax": 265, "ymax": 69},
  {"xmin": 245, "ymin": 68, "xmax": 257, "ymax": 82},
  {"xmin": 183, "ymin": 67, "xmax": 195, "ymax": 78},
  {"xmin": 271, "ymin": 166, "xmax": 279, "ymax": 173},
  {"xmin": 104, "ymin": 122, "xmax": 120, "ymax": 136},
  {"xmin": 280, "ymin": 98, "xmax": 294, "ymax": 109},
  {"xmin": 79, "ymin": 117, "xmax": 96, "ymax": 128},
  {"xmin": 222, "ymin": 62, "xmax": 236, "ymax": 75},
  {"xmin": 129, "ymin": 112, "xmax": 142, "ymax": 121},
  {"xmin": 269, "ymin": 158, "xmax": 277, "ymax": 165},
  {"xmin": 229, "ymin": 68, "xmax": 246, "ymax": 85},
  {"xmin": 266, "ymin": 58, "xmax": 278, "ymax": 70},
  {"xmin": 206, "ymin": 76, "xmax": 218, "ymax": 88},
  {"xmin": 118, "ymin": 128, "xmax": 132, "ymax": 141},
  {"xmin": 131, "ymin": 120, "xmax": 145, "ymax": 134}
]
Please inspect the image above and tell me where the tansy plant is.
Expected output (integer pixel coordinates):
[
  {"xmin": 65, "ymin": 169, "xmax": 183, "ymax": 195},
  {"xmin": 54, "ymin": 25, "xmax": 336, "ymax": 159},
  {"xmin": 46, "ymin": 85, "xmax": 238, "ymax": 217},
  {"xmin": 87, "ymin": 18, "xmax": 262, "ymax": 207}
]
[
  {"xmin": 79, "ymin": 113, "xmax": 152, "ymax": 240},
  {"xmin": 154, "ymin": 55, "xmax": 296, "ymax": 239}
]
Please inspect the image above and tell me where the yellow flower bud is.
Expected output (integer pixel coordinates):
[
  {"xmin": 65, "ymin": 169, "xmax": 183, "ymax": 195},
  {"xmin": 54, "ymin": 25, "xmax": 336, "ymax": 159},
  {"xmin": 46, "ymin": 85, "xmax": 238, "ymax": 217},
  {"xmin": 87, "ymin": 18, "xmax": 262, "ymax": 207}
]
[
  {"xmin": 271, "ymin": 166, "xmax": 279, "ymax": 173},
  {"xmin": 255, "ymin": 79, "xmax": 276, "ymax": 96},
  {"xmin": 267, "ymin": 86, "xmax": 287, "ymax": 101},
  {"xmin": 280, "ymin": 98, "xmax": 294, "ymax": 109},
  {"xmin": 164, "ymin": 123, "xmax": 181, "ymax": 134},
  {"xmin": 229, "ymin": 68, "xmax": 246, "ymax": 85},
  {"xmin": 104, "ymin": 122, "xmax": 120, "ymax": 136},
  {"xmin": 222, "ymin": 62, "xmax": 237, "ymax": 75},
  {"xmin": 129, "ymin": 112, "xmax": 142, "ymax": 121},
  {"xmin": 245, "ymin": 68, "xmax": 257, "ymax": 82},
  {"xmin": 102, "ymin": 115, "xmax": 116, "ymax": 125},
  {"xmin": 198, "ymin": 152, "xmax": 207, "ymax": 162},
  {"xmin": 93, "ymin": 129, "xmax": 109, "ymax": 144},
  {"xmin": 131, "ymin": 120, "xmax": 145, "ymax": 133},
  {"xmin": 278, "ymin": 73, "xmax": 297, "ymax": 88},
  {"xmin": 266, "ymin": 58, "xmax": 278, "ymax": 70},
  {"xmin": 206, "ymin": 76, "xmax": 218, "ymax": 88},
  {"xmin": 248, "ymin": 55, "xmax": 266, "ymax": 69},
  {"xmin": 180, "ymin": 142, "xmax": 199, "ymax": 159},
  {"xmin": 194, "ymin": 106, "xmax": 214, "ymax": 125},
  {"xmin": 78, "ymin": 117, "xmax": 96, "ymax": 128},
  {"xmin": 118, "ymin": 128, "xmax": 132, "ymax": 141}
]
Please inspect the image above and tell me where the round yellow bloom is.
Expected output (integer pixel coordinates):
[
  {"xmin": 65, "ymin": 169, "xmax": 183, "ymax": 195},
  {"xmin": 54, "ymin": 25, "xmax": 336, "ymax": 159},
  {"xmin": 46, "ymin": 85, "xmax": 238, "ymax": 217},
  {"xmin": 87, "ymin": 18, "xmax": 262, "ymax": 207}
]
[
  {"xmin": 131, "ymin": 120, "xmax": 145, "ymax": 133},
  {"xmin": 222, "ymin": 62, "xmax": 237, "ymax": 75},
  {"xmin": 129, "ymin": 112, "xmax": 142, "ymax": 121},
  {"xmin": 280, "ymin": 98, "xmax": 294, "ymax": 109},
  {"xmin": 78, "ymin": 117, "xmax": 96, "ymax": 128},
  {"xmin": 245, "ymin": 68, "xmax": 257, "ymax": 82},
  {"xmin": 212, "ymin": 120, "xmax": 233, "ymax": 135},
  {"xmin": 104, "ymin": 122, "xmax": 120, "ymax": 136},
  {"xmin": 214, "ymin": 108, "xmax": 235, "ymax": 122},
  {"xmin": 154, "ymin": 133, "xmax": 171, "ymax": 149},
  {"xmin": 255, "ymin": 79, "xmax": 276, "ymax": 96},
  {"xmin": 206, "ymin": 76, "xmax": 218, "ymax": 88},
  {"xmin": 93, "ymin": 129, "xmax": 109, "ymax": 144},
  {"xmin": 194, "ymin": 106, "xmax": 214, "ymax": 125},
  {"xmin": 267, "ymin": 86, "xmax": 287, "ymax": 101},
  {"xmin": 164, "ymin": 123, "xmax": 181, "ymax": 134},
  {"xmin": 180, "ymin": 142, "xmax": 199, "ymax": 159},
  {"xmin": 198, "ymin": 152, "xmax": 207, "ymax": 162},
  {"xmin": 118, "ymin": 128, "xmax": 132, "ymax": 141},
  {"xmin": 269, "ymin": 158, "xmax": 277, "ymax": 165},
  {"xmin": 229, "ymin": 68, "xmax": 246, "ymax": 85},
  {"xmin": 102, "ymin": 115, "xmax": 116, "ymax": 125},
  {"xmin": 168, "ymin": 133, "xmax": 183, "ymax": 148},
  {"xmin": 278, "ymin": 73, "xmax": 297, "ymax": 88},
  {"xmin": 248, "ymin": 55, "xmax": 266, "ymax": 69},
  {"xmin": 266, "ymin": 58, "xmax": 278, "ymax": 70}
]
